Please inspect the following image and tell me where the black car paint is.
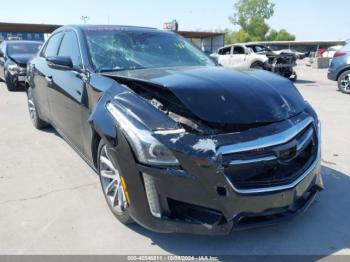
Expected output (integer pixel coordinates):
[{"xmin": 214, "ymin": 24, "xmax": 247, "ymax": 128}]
[
  {"xmin": 27, "ymin": 25, "xmax": 323, "ymax": 235},
  {"xmin": 8, "ymin": 54, "xmax": 34, "ymax": 67},
  {"xmin": 104, "ymin": 66, "xmax": 305, "ymax": 125}
]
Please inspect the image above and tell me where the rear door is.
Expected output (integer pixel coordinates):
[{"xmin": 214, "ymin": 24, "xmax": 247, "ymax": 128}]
[{"xmin": 47, "ymin": 30, "xmax": 87, "ymax": 152}]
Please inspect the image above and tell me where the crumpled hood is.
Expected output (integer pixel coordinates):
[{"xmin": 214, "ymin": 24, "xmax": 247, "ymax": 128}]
[
  {"xmin": 9, "ymin": 54, "xmax": 34, "ymax": 67},
  {"xmin": 107, "ymin": 66, "xmax": 306, "ymax": 125}
]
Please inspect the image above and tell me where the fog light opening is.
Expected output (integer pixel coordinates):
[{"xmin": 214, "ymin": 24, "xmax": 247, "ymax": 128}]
[
  {"xmin": 142, "ymin": 173, "xmax": 162, "ymax": 218},
  {"xmin": 217, "ymin": 186, "xmax": 228, "ymax": 197}
]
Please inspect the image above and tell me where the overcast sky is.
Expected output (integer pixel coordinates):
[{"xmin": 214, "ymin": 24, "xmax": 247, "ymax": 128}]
[{"xmin": 1, "ymin": 0, "xmax": 348, "ymax": 40}]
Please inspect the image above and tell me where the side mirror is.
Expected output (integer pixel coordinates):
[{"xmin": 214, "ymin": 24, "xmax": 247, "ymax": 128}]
[{"xmin": 46, "ymin": 56, "xmax": 74, "ymax": 70}]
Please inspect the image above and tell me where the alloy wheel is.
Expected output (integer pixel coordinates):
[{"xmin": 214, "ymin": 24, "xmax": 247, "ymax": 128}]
[
  {"xmin": 340, "ymin": 73, "xmax": 350, "ymax": 93},
  {"xmin": 99, "ymin": 145, "xmax": 128, "ymax": 213},
  {"xmin": 27, "ymin": 89, "xmax": 37, "ymax": 124}
]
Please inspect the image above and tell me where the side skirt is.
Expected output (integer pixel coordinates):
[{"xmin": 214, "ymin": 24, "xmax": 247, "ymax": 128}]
[{"xmin": 49, "ymin": 122, "xmax": 98, "ymax": 174}]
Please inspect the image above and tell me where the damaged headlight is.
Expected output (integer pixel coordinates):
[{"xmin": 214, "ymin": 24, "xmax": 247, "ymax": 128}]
[
  {"xmin": 106, "ymin": 102, "xmax": 180, "ymax": 166},
  {"xmin": 8, "ymin": 64, "xmax": 25, "ymax": 75},
  {"xmin": 8, "ymin": 64, "xmax": 19, "ymax": 75}
]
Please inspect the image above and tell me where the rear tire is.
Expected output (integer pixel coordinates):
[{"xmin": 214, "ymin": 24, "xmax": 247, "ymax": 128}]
[
  {"xmin": 27, "ymin": 86, "xmax": 49, "ymax": 129},
  {"xmin": 98, "ymin": 140, "xmax": 134, "ymax": 225},
  {"xmin": 337, "ymin": 70, "xmax": 350, "ymax": 94}
]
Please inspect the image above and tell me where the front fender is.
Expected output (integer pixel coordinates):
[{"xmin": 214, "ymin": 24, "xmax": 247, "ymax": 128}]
[{"xmin": 88, "ymin": 93, "xmax": 118, "ymax": 147}]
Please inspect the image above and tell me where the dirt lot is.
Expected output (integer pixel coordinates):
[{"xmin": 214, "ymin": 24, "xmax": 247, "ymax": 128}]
[{"xmin": 0, "ymin": 65, "xmax": 349, "ymax": 256}]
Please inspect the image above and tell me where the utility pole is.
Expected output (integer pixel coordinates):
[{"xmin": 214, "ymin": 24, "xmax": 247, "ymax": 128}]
[{"xmin": 81, "ymin": 16, "xmax": 90, "ymax": 24}]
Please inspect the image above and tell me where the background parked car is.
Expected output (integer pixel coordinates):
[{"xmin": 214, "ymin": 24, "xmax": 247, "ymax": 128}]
[
  {"xmin": 328, "ymin": 43, "xmax": 350, "ymax": 94},
  {"xmin": 217, "ymin": 44, "xmax": 268, "ymax": 69},
  {"xmin": 0, "ymin": 40, "xmax": 42, "ymax": 91},
  {"xmin": 322, "ymin": 45, "xmax": 344, "ymax": 58},
  {"xmin": 216, "ymin": 43, "xmax": 297, "ymax": 79},
  {"xmin": 316, "ymin": 48, "xmax": 327, "ymax": 57},
  {"xmin": 273, "ymin": 49, "xmax": 307, "ymax": 59}
]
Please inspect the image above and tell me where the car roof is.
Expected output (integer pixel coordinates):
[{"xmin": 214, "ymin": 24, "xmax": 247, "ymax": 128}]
[
  {"xmin": 54, "ymin": 24, "xmax": 165, "ymax": 35},
  {"xmin": 219, "ymin": 44, "xmax": 244, "ymax": 50},
  {"xmin": 3, "ymin": 40, "xmax": 43, "ymax": 44}
]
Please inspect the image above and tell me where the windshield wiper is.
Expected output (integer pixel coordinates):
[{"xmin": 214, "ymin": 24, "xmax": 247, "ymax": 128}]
[
  {"xmin": 98, "ymin": 67, "xmax": 148, "ymax": 73},
  {"xmin": 98, "ymin": 68, "xmax": 127, "ymax": 73}
]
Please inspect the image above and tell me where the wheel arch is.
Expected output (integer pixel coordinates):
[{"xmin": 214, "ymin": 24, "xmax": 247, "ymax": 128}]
[
  {"xmin": 336, "ymin": 66, "xmax": 350, "ymax": 81},
  {"xmin": 88, "ymin": 95, "xmax": 120, "ymax": 168},
  {"xmin": 250, "ymin": 60, "xmax": 266, "ymax": 69},
  {"xmin": 91, "ymin": 129, "xmax": 101, "ymax": 169}
]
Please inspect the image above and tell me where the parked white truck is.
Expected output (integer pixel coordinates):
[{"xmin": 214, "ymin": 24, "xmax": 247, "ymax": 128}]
[{"xmin": 215, "ymin": 43, "xmax": 297, "ymax": 80}]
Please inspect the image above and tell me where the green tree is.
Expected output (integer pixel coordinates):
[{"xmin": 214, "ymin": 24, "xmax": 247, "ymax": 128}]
[
  {"xmin": 245, "ymin": 17, "xmax": 270, "ymax": 41},
  {"xmin": 225, "ymin": 0, "xmax": 296, "ymax": 43},
  {"xmin": 229, "ymin": 0, "xmax": 275, "ymax": 40},
  {"xmin": 266, "ymin": 29, "xmax": 296, "ymax": 41},
  {"xmin": 265, "ymin": 29, "xmax": 278, "ymax": 41}
]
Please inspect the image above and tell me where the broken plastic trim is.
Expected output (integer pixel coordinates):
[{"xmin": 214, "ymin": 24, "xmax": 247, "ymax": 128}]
[
  {"xmin": 106, "ymin": 102, "xmax": 180, "ymax": 166},
  {"xmin": 154, "ymin": 129, "xmax": 186, "ymax": 135}
]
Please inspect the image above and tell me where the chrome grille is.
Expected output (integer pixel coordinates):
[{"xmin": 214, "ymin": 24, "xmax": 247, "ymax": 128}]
[{"xmin": 218, "ymin": 117, "xmax": 319, "ymax": 192}]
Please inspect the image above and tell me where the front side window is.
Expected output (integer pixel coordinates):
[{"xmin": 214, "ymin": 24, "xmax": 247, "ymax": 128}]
[
  {"xmin": 83, "ymin": 29, "xmax": 215, "ymax": 72},
  {"xmin": 7, "ymin": 42, "xmax": 42, "ymax": 56},
  {"xmin": 233, "ymin": 46, "xmax": 245, "ymax": 54},
  {"xmin": 219, "ymin": 47, "xmax": 232, "ymax": 55},
  {"xmin": 43, "ymin": 32, "xmax": 63, "ymax": 57},
  {"xmin": 58, "ymin": 31, "xmax": 82, "ymax": 67}
]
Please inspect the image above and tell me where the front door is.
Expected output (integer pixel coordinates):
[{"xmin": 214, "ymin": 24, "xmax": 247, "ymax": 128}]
[
  {"xmin": 32, "ymin": 32, "xmax": 64, "ymax": 121},
  {"xmin": 47, "ymin": 31, "xmax": 87, "ymax": 153},
  {"xmin": 230, "ymin": 46, "xmax": 247, "ymax": 68}
]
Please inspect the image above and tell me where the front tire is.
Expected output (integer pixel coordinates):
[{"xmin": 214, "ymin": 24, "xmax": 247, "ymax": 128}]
[
  {"xmin": 98, "ymin": 140, "xmax": 134, "ymax": 225},
  {"xmin": 250, "ymin": 61, "xmax": 265, "ymax": 70},
  {"xmin": 338, "ymin": 70, "xmax": 350, "ymax": 94},
  {"xmin": 27, "ymin": 87, "xmax": 49, "ymax": 129}
]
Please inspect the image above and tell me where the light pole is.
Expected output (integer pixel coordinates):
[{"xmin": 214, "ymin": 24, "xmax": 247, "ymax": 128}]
[{"xmin": 81, "ymin": 16, "xmax": 90, "ymax": 24}]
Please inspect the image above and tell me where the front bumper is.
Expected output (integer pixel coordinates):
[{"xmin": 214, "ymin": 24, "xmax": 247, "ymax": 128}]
[
  {"xmin": 6, "ymin": 72, "xmax": 27, "ymax": 88},
  {"xmin": 109, "ymin": 115, "xmax": 323, "ymax": 235},
  {"xmin": 136, "ymin": 157, "xmax": 322, "ymax": 235}
]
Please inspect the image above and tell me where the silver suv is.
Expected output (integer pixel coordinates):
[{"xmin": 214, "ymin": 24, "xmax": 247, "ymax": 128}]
[{"xmin": 328, "ymin": 43, "xmax": 350, "ymax": 94}]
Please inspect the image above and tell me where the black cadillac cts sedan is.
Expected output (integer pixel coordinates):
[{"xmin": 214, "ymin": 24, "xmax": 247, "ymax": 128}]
[{"xmin": 26, "ymin": 25, "xmax": 323, "ymax": 235}]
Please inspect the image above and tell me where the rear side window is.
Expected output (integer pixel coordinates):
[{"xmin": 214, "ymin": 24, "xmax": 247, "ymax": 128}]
[
  {"xmin": 58, "ymin": 31, "xmax": 82, "ymax": 67},
  {"xmin": 43, "ymin": 32, "xmax": 63, "ymax": 57}
]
